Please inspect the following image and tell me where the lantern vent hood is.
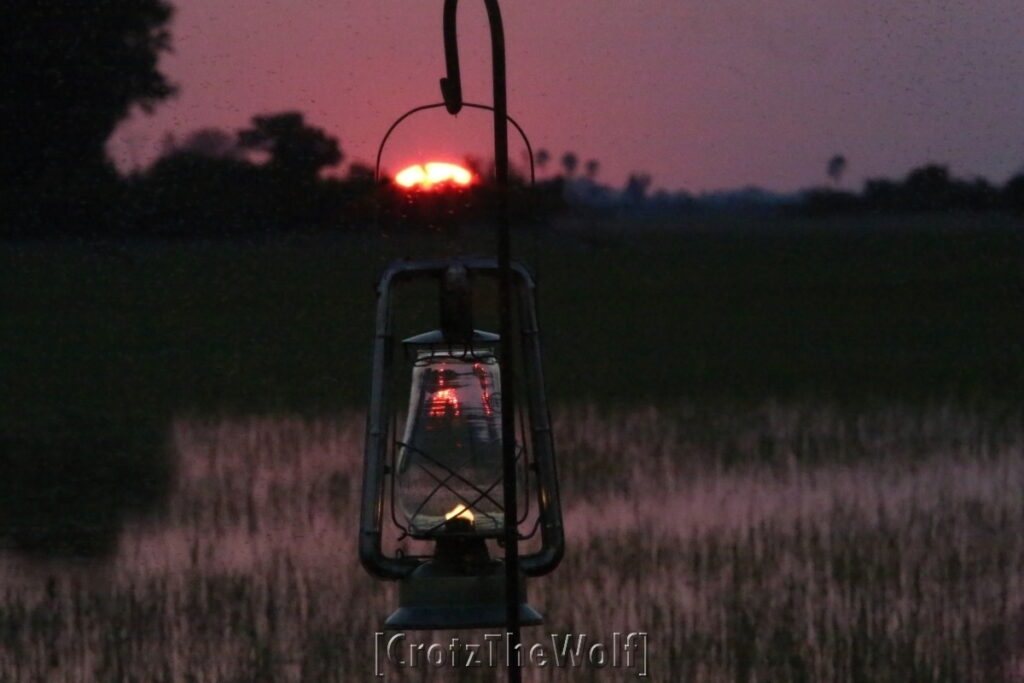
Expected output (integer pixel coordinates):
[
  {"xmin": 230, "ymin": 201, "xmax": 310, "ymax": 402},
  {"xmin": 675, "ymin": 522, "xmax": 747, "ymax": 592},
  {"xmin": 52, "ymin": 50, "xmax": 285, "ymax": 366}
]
[{"xmin": 402, "ymin": 329, "xmax": 500, "ymax": 345}]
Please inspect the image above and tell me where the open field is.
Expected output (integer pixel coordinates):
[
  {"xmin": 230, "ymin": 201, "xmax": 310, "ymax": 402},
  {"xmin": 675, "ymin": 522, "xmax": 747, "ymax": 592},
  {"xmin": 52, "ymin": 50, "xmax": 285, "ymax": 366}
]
[
  {"xmin": 2, "ymin": 403, "xmax": 1024, "ymax": 680},
  {"xmin": 2, "ymin": 212, "xmax": 1023, "ymax": 679},
  {"xmin": 3, "ymin": 211, "xmax": 1023, "ymax": 428}
]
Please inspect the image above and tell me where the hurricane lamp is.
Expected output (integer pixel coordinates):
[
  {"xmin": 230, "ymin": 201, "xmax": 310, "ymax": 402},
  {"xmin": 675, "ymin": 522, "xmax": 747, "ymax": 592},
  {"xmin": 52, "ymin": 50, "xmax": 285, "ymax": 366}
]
[{"xmin": 360, "ymin": 259, "xmax": 563, "ymax": 630}]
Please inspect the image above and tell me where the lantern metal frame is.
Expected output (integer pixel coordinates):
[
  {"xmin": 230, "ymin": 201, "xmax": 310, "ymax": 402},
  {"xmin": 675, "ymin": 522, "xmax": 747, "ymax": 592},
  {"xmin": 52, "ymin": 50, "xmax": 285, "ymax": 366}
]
[{"xmin": 360, "ymin": 257, "xmax": 564, "ymax": 585}]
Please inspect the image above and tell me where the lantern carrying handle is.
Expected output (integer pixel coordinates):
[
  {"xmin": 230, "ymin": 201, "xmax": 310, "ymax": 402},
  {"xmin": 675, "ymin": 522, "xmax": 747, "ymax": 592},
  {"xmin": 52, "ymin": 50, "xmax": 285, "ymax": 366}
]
[{"xmin": 373, "ymin": 102, "xmax": 536, "ymax": 186}]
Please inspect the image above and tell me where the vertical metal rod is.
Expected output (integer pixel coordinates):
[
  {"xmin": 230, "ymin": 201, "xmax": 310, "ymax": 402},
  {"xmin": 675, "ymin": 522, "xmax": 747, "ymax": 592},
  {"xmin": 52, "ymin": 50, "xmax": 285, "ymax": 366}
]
[
  {"xmin": 442, "ymin": 3, "xmax": 520, "ymax": 679},
  {"xmin": 483, "ymin": 5, "xmax": 522, "ymax": 683}
]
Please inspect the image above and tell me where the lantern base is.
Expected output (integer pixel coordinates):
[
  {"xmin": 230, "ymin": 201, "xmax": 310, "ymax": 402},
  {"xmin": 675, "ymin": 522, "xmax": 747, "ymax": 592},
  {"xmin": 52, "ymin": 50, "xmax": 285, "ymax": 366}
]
[{"xmin": 384, "ymin": 561, "xmax": 542, "ymax": 630}]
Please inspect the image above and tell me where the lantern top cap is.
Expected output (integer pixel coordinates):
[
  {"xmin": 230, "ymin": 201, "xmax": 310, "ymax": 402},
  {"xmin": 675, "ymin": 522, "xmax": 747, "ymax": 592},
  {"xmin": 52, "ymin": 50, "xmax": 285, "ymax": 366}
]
[{"xmin": 402, "ymin": 329, "xmax": 500, "ymax": 346}]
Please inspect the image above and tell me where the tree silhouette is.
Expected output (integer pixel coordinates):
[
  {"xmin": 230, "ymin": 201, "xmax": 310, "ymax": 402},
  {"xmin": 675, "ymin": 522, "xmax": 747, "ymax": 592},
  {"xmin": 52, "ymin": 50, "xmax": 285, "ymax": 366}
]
[
  {"xmin": 133, "ymin": 148, "xmax": 263, "ymax": 237},
  {"xmin": 904, "ymin": 164, "xmax": 950, "ymax": 190},
  {"xmin": 561, "ymin": 152, "xmax": 579, "ymax": 177},
  {"xmin": 2, "ymin": 2, "xmax": 175, "ymax": 233},
  {"xmin": 1004, "ymin": 173, "xmax": 1024, "ymax": 212},
  {"xmin": 131, "ymin": 116, "xmax": 351, "ymax": 234},
  {"xmin": 903, "ymin": 164, "xmax": 953, "ymax": 210},
  {"xmin": 535, "ymin": 149, "xmax": 551, "ymax": 175},
  {"xmin": 624, "ymin": 172, "xmax": 652, "ymax": 205},
  {"xmin": 237, "ymin": 112, "xmax": 343, "ymax": 182},
  {"xmin": 178, "ymin": 128, "xmax": 241, "ymax": 159},
  {"xmin": 827, "ymin": 154, "xmax": 847, "ymax": 186},
  {"xmin": 234, "ymin": 112, "xmax": 345, "ymax": 229},
  {"xmin": 585, "ymin": 159, "xmax": 600, "ymax": 181},
  {"xmin": 346, "ymin": 162, "xmax": 376, "ymax": 183}
]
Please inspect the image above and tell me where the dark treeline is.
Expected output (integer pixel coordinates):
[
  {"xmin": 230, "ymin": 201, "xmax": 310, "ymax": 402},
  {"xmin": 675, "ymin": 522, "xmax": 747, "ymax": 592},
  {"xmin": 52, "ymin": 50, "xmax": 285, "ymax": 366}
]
[
  {"xmin": 121, "ymin": 119, "xmax": 565, "ymax": 238},
  {"xmin": 3, "ymin": 3, "xmax": 1023, "ymax": 242},
  {"xmin": 801, "ymin": 163, "xmax": 1024, "ymax": 216},
  {"xmin": 6, "ymin": 103, "xmax": 567, "ymax": 240},
  {"xmin": 0, "ymin": 3, "xmax": 563, "ymax": 240}
]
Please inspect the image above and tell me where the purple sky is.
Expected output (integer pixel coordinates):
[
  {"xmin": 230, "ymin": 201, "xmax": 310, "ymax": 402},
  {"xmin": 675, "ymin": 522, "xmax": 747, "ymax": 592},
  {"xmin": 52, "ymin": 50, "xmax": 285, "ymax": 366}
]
[{"xmin": 108, "ymin": 0, "xmax": 1024, "ymax": 193}]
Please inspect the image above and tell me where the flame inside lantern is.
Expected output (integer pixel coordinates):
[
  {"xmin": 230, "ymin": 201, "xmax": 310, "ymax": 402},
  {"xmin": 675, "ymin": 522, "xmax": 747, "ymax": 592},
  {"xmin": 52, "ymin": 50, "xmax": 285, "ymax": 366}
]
[{"xmin": 444, "ymin": 503, "xmax": 475, "ymax": 523}]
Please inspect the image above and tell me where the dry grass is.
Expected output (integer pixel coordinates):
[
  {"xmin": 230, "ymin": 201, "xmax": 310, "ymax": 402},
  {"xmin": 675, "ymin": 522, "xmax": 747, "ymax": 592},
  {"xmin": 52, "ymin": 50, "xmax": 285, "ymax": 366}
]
[{"xmin": 2, "ymin": 402, "xmax": 1023, "ymax": 681}]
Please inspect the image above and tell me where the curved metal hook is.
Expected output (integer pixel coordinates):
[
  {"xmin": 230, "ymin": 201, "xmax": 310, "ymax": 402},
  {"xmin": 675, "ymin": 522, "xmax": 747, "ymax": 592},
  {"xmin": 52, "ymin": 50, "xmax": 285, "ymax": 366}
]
[
  {"xmin": 442, "ymin": 1, "xmax": 507, "ymax": 133},
  {"xmin": 441, "ymin": 0, "xmax": 463, "ymax": 114}
]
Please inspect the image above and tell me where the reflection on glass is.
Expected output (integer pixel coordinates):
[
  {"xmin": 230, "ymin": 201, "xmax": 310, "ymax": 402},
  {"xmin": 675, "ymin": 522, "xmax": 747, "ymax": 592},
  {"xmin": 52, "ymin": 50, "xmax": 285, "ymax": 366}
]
[{"xmin": 396, "ymin": 349, "xmax": 506, "ymax": 536}]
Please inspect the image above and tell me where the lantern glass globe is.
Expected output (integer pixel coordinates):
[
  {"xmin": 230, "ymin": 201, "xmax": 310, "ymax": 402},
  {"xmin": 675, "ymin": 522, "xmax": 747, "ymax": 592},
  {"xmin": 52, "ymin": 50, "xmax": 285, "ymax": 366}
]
[{"xmin": 396, "ymin": 349, "xmax": 508, "ymax": 537}]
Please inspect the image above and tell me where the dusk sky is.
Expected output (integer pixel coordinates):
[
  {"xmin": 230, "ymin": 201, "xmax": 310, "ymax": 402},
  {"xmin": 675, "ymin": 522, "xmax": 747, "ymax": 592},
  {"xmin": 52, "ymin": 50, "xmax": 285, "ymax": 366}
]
[{"xmin": 109, "ymin": 0, "xmax": 1024, "ymax": 193}]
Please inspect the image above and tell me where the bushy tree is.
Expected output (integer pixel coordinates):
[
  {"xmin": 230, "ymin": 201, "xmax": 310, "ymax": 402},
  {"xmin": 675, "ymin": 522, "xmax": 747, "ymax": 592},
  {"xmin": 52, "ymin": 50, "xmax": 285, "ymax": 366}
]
[
  {"xmin": 133, "ymin": 115, "xmax": 348, "ymax": 234},
  {"xmin": 1003, "ymin": 174, "xmax": 1024, "ymax": 212},
  {"xmin": 856, "ymin": 164, "xmax": 997, "ymax": 213},
  {"xmin": 131, "ymin": 150, "xmax": 265, "ymax": 237},
  {"xmin": 2, "ymin": 2, "xmax": 175, "ymax": 233},
  {"xmin": 237, "ymin": 112, "xmax": 342, "ymax": 182},
  {"xmin": 624, "ymin": 172, "xmax": 652, "ymax": 205},
  {"xmin": 177, "ymin": 128, "xmax": 241, "ymax": 159}
]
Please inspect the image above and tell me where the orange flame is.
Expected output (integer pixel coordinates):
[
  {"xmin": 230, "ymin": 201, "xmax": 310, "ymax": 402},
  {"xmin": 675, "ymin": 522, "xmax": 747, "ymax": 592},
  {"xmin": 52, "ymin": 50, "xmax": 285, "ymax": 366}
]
[{"xmin": 445, "ymin": 503, "xmax": 475, "ymax": 523}]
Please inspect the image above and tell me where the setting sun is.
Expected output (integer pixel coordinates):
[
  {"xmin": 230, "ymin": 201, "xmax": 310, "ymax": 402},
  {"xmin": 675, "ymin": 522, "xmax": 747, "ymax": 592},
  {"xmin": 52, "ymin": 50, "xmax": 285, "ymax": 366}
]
[{"xmin": 394, "ymin": 162, "xmax": 474, "ymax": 190}]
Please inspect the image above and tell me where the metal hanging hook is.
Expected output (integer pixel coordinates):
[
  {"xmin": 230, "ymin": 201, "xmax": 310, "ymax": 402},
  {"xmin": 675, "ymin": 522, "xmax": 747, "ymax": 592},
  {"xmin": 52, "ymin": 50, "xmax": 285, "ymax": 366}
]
[
  {"xmin": 440, "ymin": 0, "xmax": 464, "ymax": 115},
  {"xmin": 440, "ymin": 0, "xmax": 509, "ymax": 189}
]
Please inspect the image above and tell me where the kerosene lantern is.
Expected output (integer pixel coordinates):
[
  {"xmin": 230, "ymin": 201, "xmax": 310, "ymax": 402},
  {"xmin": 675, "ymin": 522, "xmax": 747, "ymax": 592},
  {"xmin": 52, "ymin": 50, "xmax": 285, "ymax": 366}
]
[
  {"xmin": 359, "ymin": 260, "xmax": 563, "ymax": 630},
  {"xmin": 360, "ymin": 0, "xmax": 562, "ymax": 634}
]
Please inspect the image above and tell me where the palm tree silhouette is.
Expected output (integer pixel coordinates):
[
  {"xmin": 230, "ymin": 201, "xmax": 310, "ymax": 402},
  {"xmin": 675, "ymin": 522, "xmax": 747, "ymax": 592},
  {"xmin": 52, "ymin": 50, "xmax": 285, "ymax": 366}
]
[
  {"xmin": 561, "ymin": 152, "xmax": 578, "ymax": 178},
  {"xmin": 535, "ymin": 148, "xmax": 551, "ymax": 176},
  {"xmin": 827, "ymin": 154, "xmax": 847, "ymax": 186}
]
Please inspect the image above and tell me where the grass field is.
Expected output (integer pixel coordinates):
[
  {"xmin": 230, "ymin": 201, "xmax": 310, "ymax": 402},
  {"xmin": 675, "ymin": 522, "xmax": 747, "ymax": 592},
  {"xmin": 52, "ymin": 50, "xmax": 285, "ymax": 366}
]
[
  {"xmin": 2, "ymin": 403, "xmax": 1024, "ymax": 680},
  {"xmin": 2, "ymin": 211, "xmax": 1023, "ymax": 680}
]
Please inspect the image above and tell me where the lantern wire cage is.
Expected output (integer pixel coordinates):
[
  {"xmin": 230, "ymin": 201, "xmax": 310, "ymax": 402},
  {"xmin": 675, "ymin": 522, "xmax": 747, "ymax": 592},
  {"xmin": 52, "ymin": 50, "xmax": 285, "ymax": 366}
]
[{"xmin": 385, "ymin": 352, "xmax": 537, "ymax": 548}]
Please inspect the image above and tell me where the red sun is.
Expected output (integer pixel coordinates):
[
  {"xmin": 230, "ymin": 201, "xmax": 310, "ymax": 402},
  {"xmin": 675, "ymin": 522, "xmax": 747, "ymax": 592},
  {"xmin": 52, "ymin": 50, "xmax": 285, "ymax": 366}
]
[{"xmin": 395, "ymin": 162, "xmax": 474, "ymax": 190}]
